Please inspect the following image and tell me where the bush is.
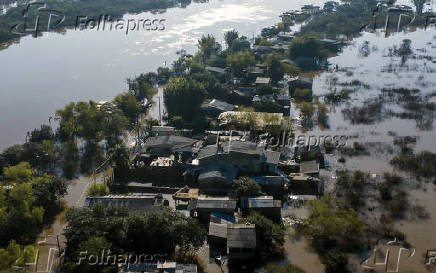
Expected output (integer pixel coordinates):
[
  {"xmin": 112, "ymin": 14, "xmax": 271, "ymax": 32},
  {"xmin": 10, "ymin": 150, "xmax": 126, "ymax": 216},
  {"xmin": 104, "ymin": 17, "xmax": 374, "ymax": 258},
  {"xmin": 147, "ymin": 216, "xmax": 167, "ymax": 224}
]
[
  {"xmin": 86, "ymin": 183, "xmax": 109, "ymax": 197},
  {"xmin": 293, "ymin": 88, "xmax": 312, "ymax": 102}
]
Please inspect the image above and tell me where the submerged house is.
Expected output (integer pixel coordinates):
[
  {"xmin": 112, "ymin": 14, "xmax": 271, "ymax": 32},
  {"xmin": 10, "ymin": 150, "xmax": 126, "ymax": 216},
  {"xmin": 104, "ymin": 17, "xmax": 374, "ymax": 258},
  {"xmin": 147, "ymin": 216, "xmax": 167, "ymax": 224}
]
[{"xmin": 196, "ymin": 140, "xmax": 281, "ymax": 175}]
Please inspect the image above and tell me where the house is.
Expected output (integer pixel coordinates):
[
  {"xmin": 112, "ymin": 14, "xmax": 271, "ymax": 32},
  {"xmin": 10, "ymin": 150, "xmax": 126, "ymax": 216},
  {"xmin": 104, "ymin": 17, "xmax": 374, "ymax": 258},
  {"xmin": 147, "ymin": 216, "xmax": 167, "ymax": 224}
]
[
  {"xmin": 240, "ymin": 196, "xmax": 282, "ymax": 222},
  {"xmin": 85, "ymin": 194, "xmax": 164, "ymax": 213},
  {"xmin": 299, "ymin": 160, "xmax": 320, "ymax": 177},
  {"xmin": 197, "ymin": 162, "xmax": 238, "ymax": 194},
  {"xmin": 196, "ymin": 140, "xmax": 281, "ymax": 175},
  {"xmin": 142, "ymin": 135, "xmax": 199, "ymax": 158},
  {"xmin": 208, "ymin": 212, "xmax": 236, "ymax": 251},
  {"xmin": 201, "ymin": 99, "xmax": 235, "ymax": 115},
  {"xmin": 188, "ymin": 196, "xmax": 237, "ymax": 223},
  {"xmin": 227, "ymin": 224, "xmax": 256, "ymax": 261},
  {"xmin": 253, "ymin": 175, "xmax": 289, "ymax": 198},
  {"xmin": 277, "ymin": 32, "xmax": 294, "ymax": 42},
  {"xmin": 232, "ymin": 86, "xmax": 256, "ymax": 98},
  {"xmin": 255, "ymin": 77, "xmax": 271, "ymax": 86},
  {"xmin": 288, "ymin": 174, "xmax": 323, "ymax": 195}
]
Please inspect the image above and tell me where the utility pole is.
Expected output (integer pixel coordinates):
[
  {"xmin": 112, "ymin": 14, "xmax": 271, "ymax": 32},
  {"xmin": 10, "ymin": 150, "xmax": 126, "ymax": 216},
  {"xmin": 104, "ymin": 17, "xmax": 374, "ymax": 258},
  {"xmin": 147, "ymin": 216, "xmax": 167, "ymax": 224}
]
[{"xmin": 158, "ymin": 96, "xmax": 162, "ymax": 124}]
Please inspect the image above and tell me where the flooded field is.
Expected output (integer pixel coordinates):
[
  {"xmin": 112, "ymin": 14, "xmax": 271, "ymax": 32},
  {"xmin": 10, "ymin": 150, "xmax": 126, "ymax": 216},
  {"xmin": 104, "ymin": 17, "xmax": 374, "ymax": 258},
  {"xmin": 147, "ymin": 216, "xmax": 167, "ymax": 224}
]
[{"xmin": 305, "ymin": 27, "xmax": 436, "ymax": 272}]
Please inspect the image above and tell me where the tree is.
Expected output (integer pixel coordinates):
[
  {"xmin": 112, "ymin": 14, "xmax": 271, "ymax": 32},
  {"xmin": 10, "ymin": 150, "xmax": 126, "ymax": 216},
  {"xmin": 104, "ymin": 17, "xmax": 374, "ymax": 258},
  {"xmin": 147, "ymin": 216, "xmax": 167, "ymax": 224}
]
[
  {"xmin": 224, "ymin": 29, "xmax": 239, "ymax": 49},
  {"xmin": 100, "ymin": 105, "xmax": 129, "ymax": 149},
  {"xmin": 113, "ymin": 92, "xmax": 142, "ymax": 126},
  {"xmin": 198, "ymin": 34, "xmax": 221, "ymax": 60},
  {"xmin": 128, "ymin": 76, "xmax": 158, "ymax": 102},
  {"xmin": 3, "ymin": 162, "xmax": 32, "ymax": 184},
  {"xmin": 163, "ymin": 77, "xmax": 206, "ymax": 122},
  {"xmin": 233, "ymin": 177, "xmax": 263, "ymax": 197},
  {"xmin": 33, "ymin": 175, "xmax": 67, "ymax": 218},
  {"xmin": 29, "ymin": 125, "xmax": 55, "ymax": 143},
  {"xmin": 289, "ymin": 34, "xmax": 326, "ymax": 61},
  {"xmin": 293, "ymin": 89, "xmax": 312, "ymax": 102},
  {"xmin": 254, "ymin": 100, "xmax": 283, "ymax": 113},
  {"xmin": 226, "ymin": 51, "xmax": 255, "ymax": 77},
  {"xmin": 109, "ymin": 144, "xmax": 130, "ymax": 185},
  {"xmin": 230, "ymin": 36, "xmax": 251, "ymax": 53},
  {"xmin": 240, "ymin": 212, "xmax": 285, "ymax": 258},
  {"xmin": 298, "ymin": 102, "xmax": 315, "ymax": 119},
  {"xmin": 169, "ymin": 116, "xmax": 185, "ymax": 129},
  {"xmin": 265, "ymin": 52, "xmax": 284, "ymax": 83},
  {"xmin": 87, "ymin": 183, "xmax": 109, "ymax": 197},
  {"xmin": 60, "ymin": 140, "xmax": 79, "ymax": 180},
  {"xmin": 300, "ymin": 195, "xmax": 366, "ymax": 253}
]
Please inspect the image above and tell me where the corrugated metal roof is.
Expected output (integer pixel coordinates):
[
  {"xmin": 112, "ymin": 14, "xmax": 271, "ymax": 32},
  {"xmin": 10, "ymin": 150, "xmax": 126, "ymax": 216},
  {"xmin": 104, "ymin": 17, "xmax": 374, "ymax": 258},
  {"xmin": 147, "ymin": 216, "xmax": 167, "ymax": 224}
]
[
  {"xmin": 227, "ymin": 224, "xmax": 256, "ymax": 248},
  {"xmin": 208, "ymin": 222, "xmax": 228, "ymax": 238}
]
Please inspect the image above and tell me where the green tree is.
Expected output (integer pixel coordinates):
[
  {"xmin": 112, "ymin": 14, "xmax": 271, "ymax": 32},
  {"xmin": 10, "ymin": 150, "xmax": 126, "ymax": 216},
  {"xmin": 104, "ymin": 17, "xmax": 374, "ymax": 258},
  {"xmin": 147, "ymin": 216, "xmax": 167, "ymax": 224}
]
[
  {"xmin": 227, "ymin": 51, "xmax": 255, "ymax": 77},
  {"xmin": 233, "ymin": 177, "xmax": 263, "ymax": 197},
  {"xmin": 113, "ymin": 93, "xmax": 142, "ymax": 126},
  {"xmin": 29, "ymin": 125, "xmax": 55, "ymax": 143},
  {"xmin": 240, "ymin": 212, "xmax": 285, "ymax": 258},
  {"xmin": 163, "ymin": 77, "xmax": 206, "ymax": 122},
  {"xmin": 289, "ymin": 34, "xmax": 326, "ymax": 61},
  {"xmin": 265, "ymin": 52, "xmax": 284, "ymax": 84},
  {"xmin": 224, "ymin": 29, "xmax": 239, "ymax": 49},
  {"xmin": 198, "ymin": 34, "xmax": 221, "ymax": 60},
  {"xmin": 109, "ymin": 144, "xmax": 130, "ymax": 185},
  {"xmin": 298, "ymin": 102, "xmax": 315, "ymax": 119},
  {"xmin": 293, "ymin": 89, "xmax": 312, "ymax": 102},
  {"xmin": 3, "ymin": 162, "xmax": 32, "ymax": 184}
]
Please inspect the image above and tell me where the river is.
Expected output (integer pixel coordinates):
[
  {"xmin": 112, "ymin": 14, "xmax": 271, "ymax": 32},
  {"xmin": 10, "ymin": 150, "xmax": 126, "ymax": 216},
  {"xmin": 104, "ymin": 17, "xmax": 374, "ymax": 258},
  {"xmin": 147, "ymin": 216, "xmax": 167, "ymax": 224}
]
[{"xmin": 0, "ymin": 0, "xmax": 329, "ymax": 151}]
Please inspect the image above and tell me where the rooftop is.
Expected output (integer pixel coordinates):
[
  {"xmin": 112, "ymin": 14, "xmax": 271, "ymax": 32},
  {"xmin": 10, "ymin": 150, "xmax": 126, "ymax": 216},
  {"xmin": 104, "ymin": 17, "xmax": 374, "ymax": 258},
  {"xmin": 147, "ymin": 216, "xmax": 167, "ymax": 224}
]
[{"xmin": 227, "ymin": 224, "xmax": 256, "ymax": 249}]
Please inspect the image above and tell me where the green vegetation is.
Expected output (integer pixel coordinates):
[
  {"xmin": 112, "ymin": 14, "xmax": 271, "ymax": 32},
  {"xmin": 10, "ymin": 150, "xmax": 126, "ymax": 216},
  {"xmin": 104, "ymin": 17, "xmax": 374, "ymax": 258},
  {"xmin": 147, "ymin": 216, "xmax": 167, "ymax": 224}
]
[
  {"xmin": 86, "ymin": 183, "xmax": 109, "ymax": 197},
  {"xmin": 0, "ymin": 240, "xmax": 36, "ymax": 270},
  {"xmin": 293, "ymin": 88, "xmax": 313, "ymax": 102},
  {"xmin": 239, "ymin": 212, "xmax": 285, "ymax": 261},
  {"xmin": 298, "ymin": 102, "xmax": 315, "ymax": 119},
  {"xmin": 227, "ymin": 51, "xmax": 255, "ymax": 77},
  {"xmin": 390, "ymin": 151, "xmax": 436, "ymax": 180},
  {"xmin": 298, "ymin": 196, "xmax": 366, "ymax": 273},
  {"xmin": 63, "ymin": 205, "xmax": 206, "ymax": 273},
  {"xmin": 254, "ymin": 100, "xmax": 283, "ymax": 113},
  {"xmin": 336, "ymin": 170, "xmax": 366, "ymax": 209},
  {"xmin": 233, "ymin": 177, "xmax": 263, "ymax": 197},
  {"xmin": 0, "ymin": 162, "xmax": 66, "ymax": 250},
  {"xmin": 289, "ymin": 34, "xmax": 327, "ymax": 63},
  {"xmin": 163, "ymin": 77, "xmax": 206, "ymax": 123}
]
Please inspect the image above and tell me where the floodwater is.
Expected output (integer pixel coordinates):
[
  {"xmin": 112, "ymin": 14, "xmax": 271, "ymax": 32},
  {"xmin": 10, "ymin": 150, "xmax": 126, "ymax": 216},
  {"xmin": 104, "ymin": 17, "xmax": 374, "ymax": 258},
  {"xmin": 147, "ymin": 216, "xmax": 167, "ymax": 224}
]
[
  {"xmin": 0, "ymin": 0, "xmax": 328, "ymax": 151},
  {"xmin": 309, "ymin": 28, "xmax": 436, "ymax": 173}
]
